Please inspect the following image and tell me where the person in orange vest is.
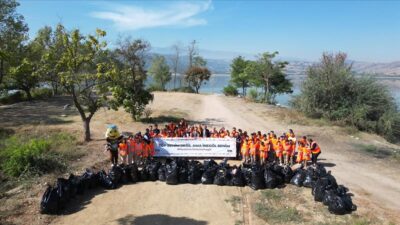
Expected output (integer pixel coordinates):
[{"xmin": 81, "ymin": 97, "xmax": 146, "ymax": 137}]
[
  {"xmin": 259, "ymin": 134, "xmax": 269, "ymax": 165},
  {"xmin": 309, "ymin": 138, "xmax": 321, "ymax": 166},
  {"xmin": 134, "ymin": 135, "xmax": 145, "ymax": 165},
  {"xmin": 249, "ymin": 137, "xmax": 259, "ymax": 164},
  {"xmin": 119, "ymin": 138, "xmax": 129, "ymax": 165},
  {"xmin": 296, "ymin": 141, "xmax": 304, "ymax": 164},
  {"xmin": 241, "ymin": 136, "xmax": 250, "ymax": 163},
  {"xmin": 147, "ymin": 138, "xmax": 155, "ymax": 159},
  {"xmin": 283, "ymin": 139, "xmax": 294, "ymax": 165},
  {"xmin": 127, "ymin": 135, "xmax": 135, "ymax": 165},
  {"xmin": 296, "ymin": 141, "xmax": 310, "ymax": 168},
  {"xmin": 275, "ymin": 139, "xmax": 284, "ymax": 165}
]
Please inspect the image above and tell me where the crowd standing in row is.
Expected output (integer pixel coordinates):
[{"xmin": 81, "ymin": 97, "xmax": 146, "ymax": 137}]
[{"xmin": 105, "ymin": 119, "xmax": 322, "ymax": 167}]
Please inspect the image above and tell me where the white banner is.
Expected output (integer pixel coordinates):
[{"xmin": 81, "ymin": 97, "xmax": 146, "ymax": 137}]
[{"xmin": 153, "ymin": 137, "xmax": 237, "ymax": 157}]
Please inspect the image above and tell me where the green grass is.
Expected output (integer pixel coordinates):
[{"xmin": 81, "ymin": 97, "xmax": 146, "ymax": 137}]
[
  {"xmin": 0, "ymin": 131, "xmax": 83, "ymax": 178},
  {"xmin": 355, "ymin": 144, "xmax": 400, "ymax": 161},
  {"xmin": 260, "ymin": 189, "xmax": 283, "ymax": 201},
  {"xmin": 254, "ymin": 202, "xmax": 302, "ymax": 224}
]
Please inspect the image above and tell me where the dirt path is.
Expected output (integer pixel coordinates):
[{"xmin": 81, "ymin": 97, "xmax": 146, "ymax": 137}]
[{"xmin": 52, "ymin": 92, "xmax": 400, "ymax": 225}]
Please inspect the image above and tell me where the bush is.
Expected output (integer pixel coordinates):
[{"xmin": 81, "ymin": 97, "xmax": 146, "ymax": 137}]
[
  {"xmin": 0, "ymin": 91, "xmax": 25, "ymax": 104},
  {"xmin": 292, "ymin": 53, "xmax": 399, "ymax": 143},
  {"xmin": 223, "ymin": 85, "xmax": 239, "ymax": 96},
  {"xmin": 32, "ymin": 88, "xmax": 54, "ymax": 99},
  {"xmin": 147, "ymin": 84, "xmax": 165, "ymax": 92},
  {"xmin": 171, "ymin": 86, "xmax": 196, "ymax": 93},
  {"xmin": 247, "ymin": 88, "xmax": 259, "ymax": 102},
  {"xmin": 0, "ymin": 132, "xmax": 80, "ymax": 177}
]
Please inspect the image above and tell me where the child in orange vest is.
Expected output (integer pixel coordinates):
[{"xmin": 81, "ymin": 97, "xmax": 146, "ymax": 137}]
[
  {"xmin": 259, "ymin": 135, "xmax": 269, "ymax": 165},
  {"xmin": 119, "ymin": 138, "xmax": 128, "ymax": 165},
  {"xmin": 241, "ymin": 137, "xmax": 250, "ymax": 163},
  {"xmin": 283, "ymin": 139, "xmax": 294, "ymax": 166},
  {"xmin": 275, "ymin": 140, "xmax": 284, "ymax": 165}
]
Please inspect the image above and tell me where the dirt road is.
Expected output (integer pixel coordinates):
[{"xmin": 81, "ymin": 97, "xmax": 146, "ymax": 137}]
[{"xmin": 52, "ymin": 92, "xmax": 400, "ymax": 225}]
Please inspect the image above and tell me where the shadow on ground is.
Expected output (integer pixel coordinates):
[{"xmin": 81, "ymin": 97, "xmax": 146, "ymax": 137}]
[
  {"xmin": 61, "ymin": 187, "xmax": 107, "ymax": 215},
  {"xmin": 116, "ymin": 214, "xmax": 208, "ymax": 225},
  {"xmin": 0, "ymin": 96, "xmax": 76, "ymax": 127}
]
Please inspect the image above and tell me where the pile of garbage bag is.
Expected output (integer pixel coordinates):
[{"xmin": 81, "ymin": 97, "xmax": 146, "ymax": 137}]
[{"xmin": 40, "ymin": 159, "xmax": 356, "ymax": 215}]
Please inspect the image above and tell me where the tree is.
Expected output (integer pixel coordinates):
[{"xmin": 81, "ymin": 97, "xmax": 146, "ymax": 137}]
[
  {"xmin": 171, "ymin": 43, "xmax": 181, "ymax": 89},
  {"xmin": 148, "ymin": 55, "xmax": 171, "ymax": 90},
  {"xmin": 292, "ymin": 52, "xmax": 400, "ymax": 143},
  {"xmin": 0, "ymin": 0, "xmax": 28, "ymax": 88},
  {"xmin": 245, "ymin": 52, "xmax": 292, "ymax": 103},
  {"xmin": 56, "ymin": 28, "xmax": 115, "ymax": 141},
  {"xmin": 110, "ymin": 38, "xmax": 153, "ymax": 120},
  {"xmin": 230, "ymin": 56, "xmax": 250, "ymax": 96},
  {"xmin": 185, "ymin": 66, "xmax": 211, "ymax": 93},
  {"xmin": 187, "ymin": 40, "xmax": 197, "ymax": 69},
  {"xmin": 193, "ymin": 55, "xmax": 207, "ymax": 67}
]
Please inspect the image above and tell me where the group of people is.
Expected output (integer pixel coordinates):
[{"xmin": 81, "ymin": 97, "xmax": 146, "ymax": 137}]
[{"xmin": 104, "ymin": 118, "xmax": 322, "ymax": 168}]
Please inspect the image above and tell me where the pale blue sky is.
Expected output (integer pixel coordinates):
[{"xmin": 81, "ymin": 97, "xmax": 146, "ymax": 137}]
[{"xmin": 18, "ymin": 0, "xmax": 400, "ymax": 62}]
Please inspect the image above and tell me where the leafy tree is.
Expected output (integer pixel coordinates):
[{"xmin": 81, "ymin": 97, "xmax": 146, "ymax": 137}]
[
  {"xmin": 110, "ymin": 38, "xmax": 153, "ymax": 120},
  {"xmin": 148, "ymin": 54, "xmax": 171, "ymax": 91},
  {"xmin": 230, "ymin": 56, "xmax": 250, "ymax": 96},
  {"xmin": 185, "ymin": 66, "xmax": 211, "ymax": 94},
  {"xmin": 245, "ymin": 52, "xmax": 292, "ymax": 103},
  {"xmin": 292, "ymin": 52, "xmax": 399, "ymax": 143},
  {"xmin": 0, "ymin": 0, "xmax": 28, "ymax": 88},
  {"xmin": 223, "ymin": 84, "xmax": 238, "ymax": 96},
  {"xmin": 193, "ymin": 55, "xmax": 207, "ymax": 67},
  {"xmin": 56, "ymin": 28, "xmax": 115, "ymax": 141}
]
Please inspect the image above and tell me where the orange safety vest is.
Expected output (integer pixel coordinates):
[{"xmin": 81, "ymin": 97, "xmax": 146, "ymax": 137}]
[
  {"xmin": 119, "ymin": 143, "xmax": 128, "ymax": 156},
  {"xmin": 283, "ymin": 141, "xmax": 293, "ymax": 155},
  {"xmin": 271, "ymin": 138, "xmax": 278, "ymax": 151},
  {"xmin": 259, "ymin": 140, "xmax": 269, "ymax": 159},
  {"xmin": 249, "ymin": 141, "xmax": 259, "ymax": 156},
  {"xmin": 296, "ymin": 146, "xmax": 304, "ymax": 162},
  {"xmin": 311, "ymin": 142, "xmax": 321, "ymax": 154},
  {"xmin": 275, "ymin": 143, "xmax": 283, "ymax": 157},
  {"xmin": 241, "ymin": 141, "xmax": 249, "ymax": 156},
  {"xmin": 134, "ymin": 142, "xmax": 144, "ymax": 156}
]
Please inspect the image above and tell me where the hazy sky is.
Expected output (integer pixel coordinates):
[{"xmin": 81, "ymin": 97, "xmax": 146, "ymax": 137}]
[{"xmin": 18, "ymin": 0, "xmax": 400, "ymax": 62}]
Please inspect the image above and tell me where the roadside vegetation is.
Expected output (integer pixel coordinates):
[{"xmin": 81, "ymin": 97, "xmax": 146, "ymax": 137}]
[{"xmin": 291, "ymin": 53, "xmax": 400, "ymax": 143}]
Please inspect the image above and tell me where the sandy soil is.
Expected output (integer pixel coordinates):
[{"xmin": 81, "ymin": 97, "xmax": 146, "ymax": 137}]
[{"xmin": 1, "ymin": 92, "xmax": 400, "ymax": 225}]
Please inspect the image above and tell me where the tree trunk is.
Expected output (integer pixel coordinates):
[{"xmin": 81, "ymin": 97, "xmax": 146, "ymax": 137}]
[
  {"xmin": 25, "ymin": 88, "xmax": 32, "ymax": 100},
  {"xmin": 173, "ymin": 72, "xmax": 177, "ymax": 90},
  {"xmin": 242, "ymin": 82, "xmax": 245, "ymax": 96},
  {"xmin": 83, "ymin": 117, "xmax": 91, "ymax": 142}
]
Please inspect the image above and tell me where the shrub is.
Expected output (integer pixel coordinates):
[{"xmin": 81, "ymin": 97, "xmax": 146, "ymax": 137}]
[
  {"xmin": 0, "ymin": 132, "xmax": 80, "ymax": 177},
  {"xmin": 147, "ymin": 84, "xmax": 165, "ymax": 92},
  {"xmin": 0, "ymin": 91, "xmax": 25, "ymax": 104},
  {"xmin": 223, "ymin": 85, "xmax": 239, "ymax": 96},
  {"xmin": 32, "ymin": 88, "xmax": 54, "ymax": 99},
  {"xmin": 247, "ymin": 88, "xmax": 259, "ymax": 102},
  {"xmin": 171, "ymin": 86, "xmax": 196, "ymax": 93},
  {"xmin": 292, "ymin": 53, "xmax": 399, "ymax": 143}
]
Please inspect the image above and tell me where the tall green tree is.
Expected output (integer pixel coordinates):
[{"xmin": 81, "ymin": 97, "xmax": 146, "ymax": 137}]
[
  {"xmin": 245, "ymin": 52, "xmax": 292, "ymax": 103},
  {"xmin": 148, "ymin": 54, "xmax": 171, "ymax": 91},
  {"xmin": 56, "ymin": 28, "xmax": 116, "ymax": 141},
  {"xmin": 185, "ymin": 66, "xmax": 211, "ymax": 94},
  {"xmin": 109, "ymin": 38, "xmax": 153, "ymax": 120},
  {"xmin": 0, "ymin": 0, "xmax": 28, "ymax": 88},
  {"xmin": 230, "ymin": 56, "xmax": 250, "ymax": 96}
]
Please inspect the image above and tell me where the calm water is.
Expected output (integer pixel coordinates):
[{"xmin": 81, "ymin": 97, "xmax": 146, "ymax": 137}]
[{"xmin": 149, "ymin": 74, "xmax": 400, "ymax": 107}]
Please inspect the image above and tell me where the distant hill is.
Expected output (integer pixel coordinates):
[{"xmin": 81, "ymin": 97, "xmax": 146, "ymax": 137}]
[{"xmin": 149, "ymin": 47, "xmax": 400, "ymax": 76}]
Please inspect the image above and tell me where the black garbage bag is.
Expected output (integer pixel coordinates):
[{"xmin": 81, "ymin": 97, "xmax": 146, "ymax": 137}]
[
  {"xmin": 203, "ymin": 159, "xmax": 218, "ymax": 170},
  {"xmin": 242, "ymin": 167, "xmax": 252, "ymax": 185},
  {"xmin": 312, "ymin": 177, "xmax": 332, "ymax": 202},
  {"xmin": 82, "ymin": 169, "xmax": 98, "ymax": 189},
  {"xmin": 188, "ymin": 160, "xmax": 203, "ymax": 184},
  {"xmin": 56, "ymin": 178, "xmax": 71, "ymax": 209},
  {"xmin": 109, "ymin": 165, "xmax": 122, "ymax": 184},
  {"xmin": 178, "ymin": 164, "xmax": 189, "ymax": 184},
  {"xmin": 75, "ymin": 175, "xmax": 89, "ymax": 195},
  {"xmin": 67, "ymin": 174, "xmax": 79, "ymax": 197},
  {"xmin": 230, "ymin": 166, "xmax": 245, "ymax": 187},
  {"xmin": 303, "ymin": 168, "xmax": 316, "ymax": 188},
  {"xmin": 201, "ymin": 166, "xmax": 218, "ymax": 185},
  {"xmin": 322, "ymin": 189, "xmax": 337, "ymax": 206},
  {"xmin": 119, "ymin": 165, "xmax": 130, "ymax": 184},
  {"xmin": 166, "ymin": 161, "xmax": 179, "ymax": 185},
  {"xmin": 158, "ymin": 165, "xmax": 166, "ymax": 181},
  {"xmin": 147, "ymin": 161, "xmax": 161, "ymax": 181},
  {"xmin": 290, "ymin": 169, "xmax": 306, "ymax": 187},
  {"xmin": 325, "ymin": 172, "xmax": 338, "ymax": 189},
  {"xmin": 315, "ymin": 164, "xmax": 327, "ymax": 178},
  {"xmin": 97, "ymin": 170, "xmax": 116, "ymax": 189},
  {"xmin": 250, "ymin": 165, "xmax": 265, "ymax": 190},
  {"xmin": 282, "ymin": 166, "xmax": 294, "ymax": 184},
  {"xmin": 264, "ymin": 169, "xmax": 278, "ymax": 189},
  {"xmin": 126, "ymin": 164, "xmax": 139, "ymax": 183},
  {"xmin": 328, "ymin": 195, "xmax": 357, "ymax": 215},
  {"xmin": 40, "ymin": 186, "xmax": 59, "ymax": 214},
  {"xmin": 139, "ymin": 167, "xmax": 149, "ymax": 181},
  {"xmin": 214, "ymin": 167, "xmax": 229, "ymax": 186}
]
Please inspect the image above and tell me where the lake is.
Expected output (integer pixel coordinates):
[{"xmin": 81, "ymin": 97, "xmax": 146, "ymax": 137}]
[{"xmin": 150, "ymin": 74, "xmax": 400, "ymax": 107}]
